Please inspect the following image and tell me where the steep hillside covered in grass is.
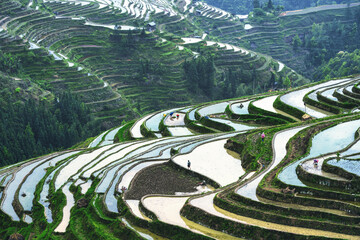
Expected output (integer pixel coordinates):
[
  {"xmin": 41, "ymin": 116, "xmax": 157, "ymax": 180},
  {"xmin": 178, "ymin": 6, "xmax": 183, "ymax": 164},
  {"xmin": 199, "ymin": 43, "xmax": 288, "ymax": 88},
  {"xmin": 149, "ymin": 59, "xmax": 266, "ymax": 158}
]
[
  {"xmin": 0, "ymin": 0, "xmax": 297, "ymax": 169},
  {"xmin": 0, "ymin": 0, "xmax": 306, "ymax": 129},
  {"xmin": 253, "ymin": 4, "xmax": 359, "ymax": 76},
  {"xmin": 191, "ymin": 2, "xmax": 360, "ymax": 78}
]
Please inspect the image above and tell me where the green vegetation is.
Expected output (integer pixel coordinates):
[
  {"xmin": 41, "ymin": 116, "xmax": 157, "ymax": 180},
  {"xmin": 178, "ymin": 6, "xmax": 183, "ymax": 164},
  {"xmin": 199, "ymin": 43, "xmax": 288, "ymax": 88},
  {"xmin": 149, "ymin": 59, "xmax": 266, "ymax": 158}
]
[
  {"xmin": 181, "ymin": 203, "xmax": 330, "ymax": 240},
  {"xmin": 215, "ymin": 3, "xmax": 360, "ymax": 79},
  {"xmin": 63, "ymin": 189, "xmax": 141, "ymax": 240},
  {"xmin": 314, "ymin": 49, "xmax": 360, "ymax": 80},
  {"xmin": 115, "ymin": 120, "xmax": 136, "ymax": 142},
  {"xmin": 250, "ymin": 0, "xmax": 285, "ymax": 24},
  {"xmin": 0, "ymin": 0, "xmax": 311, "ymax": 165},
  {"xmin": 183, "ymin": 55, "xmax": 215, "ymax": 99},
  {"xmin": 225, "ymin": 127, "xmax": 277, "ymax": 170},
  {"xmin": 0, "ymin": 50, "xmax": 22, "ymax": 75},
  {"xmin": 303, "ymin": 20, "xmax": 360, "ymax": 69},
  {"xmin": 1, "ymin": 0, "xmax": 360, "ymax": 239},
  {"xmin": 0, "ymin": 91, "xmax": 99, "ymax": 167}
]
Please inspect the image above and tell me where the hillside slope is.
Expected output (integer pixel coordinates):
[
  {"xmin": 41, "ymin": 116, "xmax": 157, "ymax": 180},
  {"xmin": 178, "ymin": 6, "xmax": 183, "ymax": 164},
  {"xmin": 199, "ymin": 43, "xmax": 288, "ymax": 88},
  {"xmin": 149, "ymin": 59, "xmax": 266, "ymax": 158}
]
[
  {"xmin": 0, "ymin": 0, "xmax": 306, "ymax": 124},
  {"xmin": 0, "ymin": 75, "xmax": 359, "ymax": 239},
  {"xmin": 197, "ymin": 3, "xmax": 360, "ymax": 77}
]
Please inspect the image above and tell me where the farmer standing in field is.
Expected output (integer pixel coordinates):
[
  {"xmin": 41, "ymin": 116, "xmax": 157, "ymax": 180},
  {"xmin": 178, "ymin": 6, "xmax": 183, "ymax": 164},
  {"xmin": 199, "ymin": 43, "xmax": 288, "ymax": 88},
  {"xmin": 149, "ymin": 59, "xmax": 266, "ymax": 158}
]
[
  {"xmin": 261, "ymin": 132, "xmax": 265, "ymax": 142},
  {"xmin": 314, "ymin": 159, "xmax": 319, "ymax": 166}
]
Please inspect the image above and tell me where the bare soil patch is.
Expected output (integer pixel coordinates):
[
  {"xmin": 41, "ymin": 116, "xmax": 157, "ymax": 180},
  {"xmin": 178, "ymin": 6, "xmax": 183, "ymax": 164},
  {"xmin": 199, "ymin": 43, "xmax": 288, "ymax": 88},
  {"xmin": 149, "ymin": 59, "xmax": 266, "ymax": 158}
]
[{"xmin": 125, "ymin": 162, "xmax": 204, "ymax": 200}]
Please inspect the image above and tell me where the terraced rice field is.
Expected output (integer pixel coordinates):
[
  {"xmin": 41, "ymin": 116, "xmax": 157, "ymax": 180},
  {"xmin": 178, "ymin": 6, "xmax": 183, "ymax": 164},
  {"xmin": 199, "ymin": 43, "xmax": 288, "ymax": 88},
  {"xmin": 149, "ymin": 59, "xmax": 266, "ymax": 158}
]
[
  {"xmin": 0, "ymin": 0, "xmax": 306, "ymax": 130},
  {"xmin": 194, "ymin": 2, "xmax": 360, "ymax": 79},
  {"xmin": 191, "ymin": 2, "xmax": 235, "ymax": 21},
  {"xmin": 1, "ymin": 74, "xmax": 360, "ymax": 239},
  {"xmin": 1, "ymin": 0, "xmax": 360, "ymax": 239}
]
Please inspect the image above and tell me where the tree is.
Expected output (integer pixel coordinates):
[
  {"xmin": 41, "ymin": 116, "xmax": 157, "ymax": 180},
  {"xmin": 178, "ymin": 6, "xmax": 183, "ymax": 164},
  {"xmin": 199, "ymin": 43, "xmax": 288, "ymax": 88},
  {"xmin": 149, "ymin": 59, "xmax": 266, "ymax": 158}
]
[
  {"xmin": 251, "ymin": 67, "xmax": 257, "ymax": 94},
  {"xmin": 183, "ymin": 60, "xmax": 199, "ymax": 93},
  {"xmin": 292, "ymin": 34, "xmax": 302, "ymax": 51},
  {"xmin": 253, "ymin": 0, "xmax": 260, "ymax": 9},
  {"xmin": 204, "ymin": 56, "xmax": 215, "ymax": 98},
  {"xmin": 183, "ymin": 55, "xmax": 215, "ymax": 98},
  {"xmin": 270, "ymin": 72, "xmax": 276, "ymax": 88},
  {"xmin": 0, "ymin": 51, "xmax": 22, "ymax": 74},
  {"xmin": 140, "ymin": 28, "xmax": 146, "ymax": 38},
  {"xmin": 253, "ymin": 8, "xmax": 266, "ymax": 17},
  {"xmin": 283, "ymin": 76, "xmax": 291, "ymax": 89},
  {"xmin": 266, "ymin": 0, "xmax": 273, "ymax": 10},
  {"xmin": 0, "ymin": 86, "xmax": 99, "ymax": 167},
  {"xmin": 275, "ymin": 5, "xmax": 284, "ymax": 12}
]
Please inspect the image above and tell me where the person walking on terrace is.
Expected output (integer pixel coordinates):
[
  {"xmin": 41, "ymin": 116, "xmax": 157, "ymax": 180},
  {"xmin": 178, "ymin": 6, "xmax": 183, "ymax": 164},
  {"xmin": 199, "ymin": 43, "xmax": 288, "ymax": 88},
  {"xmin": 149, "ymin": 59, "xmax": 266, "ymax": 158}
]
[
  {"xmin": 187, "ymin": 160, "xmax": 191, "ymax": 169},
  {"xmin": 261, "ymin": 132, "xmax": 265, "ymax": 142}
]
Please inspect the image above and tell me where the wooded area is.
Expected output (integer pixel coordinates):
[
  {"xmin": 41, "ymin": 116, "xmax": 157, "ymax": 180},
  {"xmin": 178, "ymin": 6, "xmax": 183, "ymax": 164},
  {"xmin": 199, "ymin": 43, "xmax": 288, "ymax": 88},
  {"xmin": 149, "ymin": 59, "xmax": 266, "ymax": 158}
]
[{"xmin": 0, "ymin": 86, "xmax": 99, "ymax": 167}]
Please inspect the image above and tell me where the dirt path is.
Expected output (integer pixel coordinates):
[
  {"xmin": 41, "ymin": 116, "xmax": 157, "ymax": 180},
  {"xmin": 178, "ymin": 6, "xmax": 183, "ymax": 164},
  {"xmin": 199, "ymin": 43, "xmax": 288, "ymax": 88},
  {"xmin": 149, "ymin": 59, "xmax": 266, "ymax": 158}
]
[
  {"xmin": 85, "ymin": 91, "xmax": 122, "ymax": 105},
  {"xmin": 280, "ymin": 2, "xmax": 360, "ymax": 17},
  {"xmin": 74, "ymin": 81, "xmax": 109, "ymax": 93},
  {"xmin": 1, "ymin": 12, "xmax": 38, "ymax": 30},
  {"xmin": 158, "ymin": 15, "xmax": 185, "ymax": 31}
]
